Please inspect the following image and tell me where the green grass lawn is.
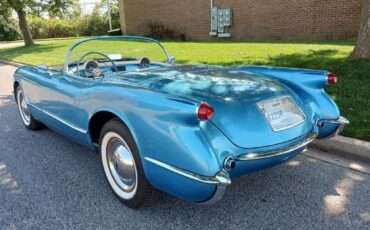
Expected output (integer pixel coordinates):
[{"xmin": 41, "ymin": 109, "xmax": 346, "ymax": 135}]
[{"xmin": 0, "ymin": 38, "xmax": 369, "ymax": 141}]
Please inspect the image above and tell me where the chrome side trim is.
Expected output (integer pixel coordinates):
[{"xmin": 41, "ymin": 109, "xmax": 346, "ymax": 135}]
[
  {"xmin": 144, "ymin": 157, "xmax": 231, "ymax": 185},
  {"xmin": 316, "ymin": 116, "xmax": 349, "ymax": 139},
  {"xmin": 27, "ymin": 103, "xmax": 42, "ymax": 112},
  {"xmin": 237, "ymin": 133, "xmax": 317, "ymax": 161},
  {"xmin": 28, "ymin": 103, "xmax": 87, "ymax": 133}
]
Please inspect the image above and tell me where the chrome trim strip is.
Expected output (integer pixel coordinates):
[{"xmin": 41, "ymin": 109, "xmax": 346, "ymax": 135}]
[
  {"xmin": 144, "ymin": 157, "xmax": 231, "ymax": 185},
  {"xmin": 237, "ymin": 133, "xmax": 317, "ymax": 161},
  {"xmin": 28, "ymin": 103, "xmax": 42, "ymax": 111},
  {"xmin": 28, "ymin": 103, "xmax": 87, "ymax": 133}
]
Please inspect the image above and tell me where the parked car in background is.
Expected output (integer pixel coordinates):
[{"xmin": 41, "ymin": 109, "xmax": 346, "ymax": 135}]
[{"xmin": 13, "ymin": 36, "xmax": 348, "ymax": 208}]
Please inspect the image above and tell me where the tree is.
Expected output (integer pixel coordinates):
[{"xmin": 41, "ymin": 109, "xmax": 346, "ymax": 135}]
[
  {"xmin": 119, "ymin": 0, "xmax": 126, "ymax": 35},
  {"xmin": 94, "ymin": 0, "xmax": 121, "ymax": 29},
  {"xmin": 0, "ymin": 0, "xmax": 74, "ymax": 46},
  {"xmin": 350, "ymin": 0, "xmax": 370, "ymax": 60},
  {"xmin": 7, "ymin": 0, "xmax": 35, "ymax": 46}
]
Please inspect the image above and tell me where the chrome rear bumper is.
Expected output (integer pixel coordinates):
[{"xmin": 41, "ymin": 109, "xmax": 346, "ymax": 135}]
[
  {"xmin": 316, "ymin": 116, "xmax": 349, "ymax": 139},
  {"xmin": 205, "ymin": 116, "xmax": 349, "ymax": 204},
  {"xmin": 237, "ymin": 133, "xmax": 318, "ymax": 161},
  {"xmin": 205, "ymin": 132, "xmax": 317, "ymax": 204},
  {"xmin": 236, "ymin": 116, "xmax": 349, "ymax": 161}
]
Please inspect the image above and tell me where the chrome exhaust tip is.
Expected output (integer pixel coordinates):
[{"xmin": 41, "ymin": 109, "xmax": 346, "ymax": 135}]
[{"xmin": 224, "ymin": 156, "xmax": 236, "ymax": 171}]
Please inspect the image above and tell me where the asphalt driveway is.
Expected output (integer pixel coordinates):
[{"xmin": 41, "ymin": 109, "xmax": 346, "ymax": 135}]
[{"xmin": 0, "ymin": 63, "xmax": 369, "ymax": 229}]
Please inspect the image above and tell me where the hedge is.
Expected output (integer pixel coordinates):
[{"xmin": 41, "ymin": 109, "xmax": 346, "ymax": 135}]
[{"xmin": 28, "ymin": 17, "xmax": 78, "ymax": 39}]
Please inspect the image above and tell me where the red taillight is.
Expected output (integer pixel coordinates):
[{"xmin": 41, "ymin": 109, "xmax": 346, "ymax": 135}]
[
  {"xmin": 327, "ymin": 73, "xmax": 338, "ymax": 85},
  {"xmin": 197, "ymin": 103, "xmax": 214, "ymax": 120}
]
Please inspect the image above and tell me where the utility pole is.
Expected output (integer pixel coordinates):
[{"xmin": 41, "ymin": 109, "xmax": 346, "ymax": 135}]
[{"xmin": 107, "ymin": 0, "xmax": 112, "ymax": 30}]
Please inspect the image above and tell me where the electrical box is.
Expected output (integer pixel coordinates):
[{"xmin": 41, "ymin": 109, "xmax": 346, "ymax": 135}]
[{"xmin": 209, "ymin": 7, "xmax": 232, "ymax": 38}]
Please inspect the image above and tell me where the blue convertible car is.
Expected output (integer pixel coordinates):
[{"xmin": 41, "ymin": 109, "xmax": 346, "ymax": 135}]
[{"xmin": 14, "ymin": 36, "xmax": 348, "ymax": 208}]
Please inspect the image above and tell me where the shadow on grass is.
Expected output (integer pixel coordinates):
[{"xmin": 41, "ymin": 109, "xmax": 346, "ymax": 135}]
[{"xmin": 0, "ymin": 43, "xmax": 66, "ymax": 62}]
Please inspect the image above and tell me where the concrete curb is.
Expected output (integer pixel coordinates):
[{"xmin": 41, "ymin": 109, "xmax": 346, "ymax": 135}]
[
  {"xmin": 0, "ymin": 59, "xmax": 24, "ymax": 67},
  {"xmin": 310, "ymin": 136, "xmax": 370, "ymax": 162},
  {"xmin": 1, "ymin": 59, "xmax": 370, "ymax": 162}
]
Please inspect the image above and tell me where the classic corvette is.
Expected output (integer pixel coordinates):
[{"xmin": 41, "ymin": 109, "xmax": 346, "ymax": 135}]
[{"xmin": 14, "ymin": 36, "xmax": 348, "ymax": 208}]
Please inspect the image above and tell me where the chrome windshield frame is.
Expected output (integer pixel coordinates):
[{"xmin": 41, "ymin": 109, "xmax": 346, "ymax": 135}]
[{"xmin": 63, "ymin": 36, "xmax": 172, "ymax": 74}]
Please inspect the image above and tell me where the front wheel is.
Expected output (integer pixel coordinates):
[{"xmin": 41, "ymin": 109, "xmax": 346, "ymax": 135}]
[
  {"xmin": 99, "ymin": 118, "xmax": 159, "ymax": 208},
  {"xmin": 16, "ymin": 87, "xmax": 43, "ymax": 130}
]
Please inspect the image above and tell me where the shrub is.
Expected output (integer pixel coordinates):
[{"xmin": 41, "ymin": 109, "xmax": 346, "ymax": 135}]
[
  {"xmin": 26, "ymin": 13, "xmax": 121, "ymax": 39},
  {"xmin": 147, "ymin": 22, "xmax": 186, "ymax": 41},
  {"xmin": 0, "ymin": 20, "xmax": 21, "ymax": 41},
  {"xmin": 78, "ymin": 15, "xmax": 110, "ymax": 36},
  {"xmin": 28, "ymin": 17, "xmax": 78, "ymax": 39}
]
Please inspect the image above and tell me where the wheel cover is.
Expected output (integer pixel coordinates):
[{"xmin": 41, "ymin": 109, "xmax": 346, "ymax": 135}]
[
  {"xmin": 101, "ymin": 132, "xmax": 138, "ymax": 199},
  {"xmin": 107, "ymin": 137, "xmax": 137, "ymax": 192},
  {"xmin": 17, "ymin": 90, "xmax": 31, "ymax": 126}
]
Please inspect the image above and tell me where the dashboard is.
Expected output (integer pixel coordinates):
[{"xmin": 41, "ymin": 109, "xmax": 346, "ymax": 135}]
[{"xmin": 68, "ymin": 58, "xmax": 168, "ymax": 78}]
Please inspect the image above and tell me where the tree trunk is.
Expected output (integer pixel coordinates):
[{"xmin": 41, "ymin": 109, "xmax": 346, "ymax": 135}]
[
  {"xmin": 350, "ymin": 0, "xmax": 370, "ymax": 60},
  {"xmin": 15, "ymin": 9, "xmax": 34, "ymax": 46},
  {"xmin": 119, "ymin": 0, "xmax": 127, "ymax": 35}
]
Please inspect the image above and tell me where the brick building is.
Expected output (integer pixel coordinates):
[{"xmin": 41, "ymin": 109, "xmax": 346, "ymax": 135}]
[{"xmin": 119, "ymin": 0, "xmax": 361, "ymax": 40}]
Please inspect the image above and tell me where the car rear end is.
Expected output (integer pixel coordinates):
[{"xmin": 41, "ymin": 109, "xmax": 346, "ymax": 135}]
[{"xmin": 138, "ymin": 65, "xmax": 348, "ymax": 204}]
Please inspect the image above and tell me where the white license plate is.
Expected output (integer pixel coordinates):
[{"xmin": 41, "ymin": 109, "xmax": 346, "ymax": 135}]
[{"xmin": 257, "ymin": 96, "xmax": 305, "ymax": 131}]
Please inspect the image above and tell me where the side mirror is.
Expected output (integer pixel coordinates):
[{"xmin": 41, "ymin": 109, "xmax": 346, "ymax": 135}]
[{"xmin": 169, "ymin": 55, "xmax": 176, "ymax": 64}]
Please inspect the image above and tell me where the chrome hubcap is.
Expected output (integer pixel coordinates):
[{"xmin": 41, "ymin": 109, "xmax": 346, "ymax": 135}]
[
  {"xmin": 107, "ymin": 138, "xmax": 137, "ymax": 192},
  {"xmin": 17, "ymin": 90, "xmax": 31, "ymax": 124}
]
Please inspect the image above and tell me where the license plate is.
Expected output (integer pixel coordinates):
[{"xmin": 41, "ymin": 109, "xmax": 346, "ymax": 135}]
[{"xmin": 257, "ymin": 96, "xmax": 305, "ymax": 131}]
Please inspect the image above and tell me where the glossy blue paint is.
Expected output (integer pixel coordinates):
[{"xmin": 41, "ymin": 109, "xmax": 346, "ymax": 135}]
[{"xmin": 13, "ymin": 36, "xmax": 346, "ymax": 202}]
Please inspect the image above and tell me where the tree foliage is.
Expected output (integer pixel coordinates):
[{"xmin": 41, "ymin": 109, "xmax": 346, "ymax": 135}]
[
  {"xmin": 0, "ymin": 0, "xmax": 121, "ymax": 42},
  {"xmin": 0, "ymin": 1, "xmax": 12, "ymax": 22},
  {"xmin": 0, "ymin": 0, "xmax": 76, "ymax": 45}
]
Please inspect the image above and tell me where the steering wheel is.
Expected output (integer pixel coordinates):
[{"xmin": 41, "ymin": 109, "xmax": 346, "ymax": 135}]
[{"xmin": 76, "ymin": 51, "xmax": 117, "ymax": 78}]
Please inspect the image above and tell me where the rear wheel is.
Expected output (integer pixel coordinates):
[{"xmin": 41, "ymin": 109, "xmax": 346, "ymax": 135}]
[
  {"xmin": 16, "ymin": 87, "xmax": 43, "ymax": 130},
  {"xmin": 99, "ymin": 118, "xmax": 159, "ymax": 208}
]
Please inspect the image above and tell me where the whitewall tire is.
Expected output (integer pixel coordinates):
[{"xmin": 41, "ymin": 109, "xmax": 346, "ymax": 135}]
[{"xmin": 99, "ymin": 118, "xmax": 159, "ymax": 208}]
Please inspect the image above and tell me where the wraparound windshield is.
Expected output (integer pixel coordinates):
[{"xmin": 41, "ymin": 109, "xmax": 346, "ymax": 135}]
[{"xmin": 64, "ymin": 36, "xmax": 171, "ymax": 73}]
